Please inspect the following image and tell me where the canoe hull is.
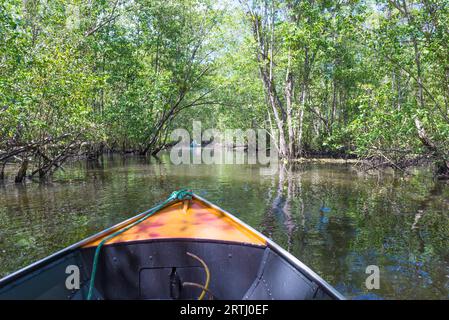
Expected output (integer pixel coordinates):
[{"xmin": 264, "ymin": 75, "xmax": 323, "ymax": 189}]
[{"xmin": 0, "ymin": 193, "xmax": 344, "ymax": 300}]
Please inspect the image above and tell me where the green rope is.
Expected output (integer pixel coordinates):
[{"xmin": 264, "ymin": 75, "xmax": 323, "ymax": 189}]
[{"xmin": 86, "ymin": 189, "xmax": 193, "ymax": 300}]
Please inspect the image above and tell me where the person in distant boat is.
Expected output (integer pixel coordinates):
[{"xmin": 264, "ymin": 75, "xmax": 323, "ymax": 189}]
[{"xmin": 190, "ymin": 140, "xmax": 200, "ymax": 148}]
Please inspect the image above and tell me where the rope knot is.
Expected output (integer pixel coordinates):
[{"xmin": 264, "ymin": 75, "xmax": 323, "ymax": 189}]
[{"xmin": 170, "ymin": 189, "xmax": 193, "ymax": 201}]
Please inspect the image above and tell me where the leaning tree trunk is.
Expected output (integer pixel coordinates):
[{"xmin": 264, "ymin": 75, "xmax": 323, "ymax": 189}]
[
  {"xmin": 414, "ymin": 117, "xmax": 449, "ymax": 178},
  {"xmin": 395, "ymin": 0, "xmax": 449, "ymax": 178}
]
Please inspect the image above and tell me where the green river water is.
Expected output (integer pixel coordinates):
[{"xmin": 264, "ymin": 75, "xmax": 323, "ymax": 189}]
[{"xmin": 0, "ymin": 154, "xmax": 448, "ymax": 299}]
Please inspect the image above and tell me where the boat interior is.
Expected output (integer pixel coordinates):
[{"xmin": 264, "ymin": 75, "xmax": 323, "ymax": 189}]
[
  {"xmin": 0, "ymin": 196, "xmax": 338, "ymax": 300},
  {"xmin": 0, "ymin": 239, "xmax": 333, "ymax": 300}
]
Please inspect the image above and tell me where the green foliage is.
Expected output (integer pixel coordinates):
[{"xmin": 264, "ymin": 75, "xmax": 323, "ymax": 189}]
[
  {"xmin": 1, "ymin": 0, "xmax": 100, "ymax": 152},
  {"xmin": 1, "ymin": 0, "xmax": 449, "ymax": 177}
]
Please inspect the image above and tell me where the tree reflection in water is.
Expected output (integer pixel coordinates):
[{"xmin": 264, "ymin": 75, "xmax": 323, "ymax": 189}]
[{"xmin": 0, "ymin": 155, "xmax": 448, "ymax": 299}]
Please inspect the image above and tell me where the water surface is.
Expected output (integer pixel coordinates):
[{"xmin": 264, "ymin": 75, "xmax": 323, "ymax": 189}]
[{"xmin": 0, "ymin": 154, "xmax": 448, "ymax": 299}]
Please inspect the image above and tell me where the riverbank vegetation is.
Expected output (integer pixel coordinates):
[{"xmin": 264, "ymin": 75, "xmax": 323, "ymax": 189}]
[{"xmin": 1, "ymin": 0, "xmax": 449, "ymax": 181}]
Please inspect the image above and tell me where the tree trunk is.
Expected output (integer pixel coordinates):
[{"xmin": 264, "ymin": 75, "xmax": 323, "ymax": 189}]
[
  {"xmin": 266, "ymin": 81, "xmax": 288, "ymax": 158},
  {"xmin": 296, "ymin": 47, "xmax": 312, "ymax": 157},
  {"xmin": 285, "ymin": 53, "xmax": 295, "ymax": 157},
  {"xmin": 330, "ymin": 78, "xmax": 337, "ymax": 135},
  {"xmin": 297, "ymin": 84, "xmax": 306, "ymax": 157},
  {"xmin": 0, "ymin": 162, "xmax": 6, "ymax": 180},
  {"xmin": 251, "ymin": 7, "xmax": 289, "ymax": 159},
  {"xmin": 15, "ymin": 159, "xmax": 28, "ymax": 183}
]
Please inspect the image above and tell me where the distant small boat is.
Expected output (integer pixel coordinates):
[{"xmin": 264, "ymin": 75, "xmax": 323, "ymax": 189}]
[
  {"xmin": 190, "ymin": 140, "xmax": 200, "ymax": 148},
  {"xmin": 0, "ymin": 190, "xmax": 344, "ymax": 300}
]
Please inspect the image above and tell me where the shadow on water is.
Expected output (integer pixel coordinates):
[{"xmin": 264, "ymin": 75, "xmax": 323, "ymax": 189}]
[{"xmin": 0, "ymin": 154, "xmax": 448, "ymax": 299}]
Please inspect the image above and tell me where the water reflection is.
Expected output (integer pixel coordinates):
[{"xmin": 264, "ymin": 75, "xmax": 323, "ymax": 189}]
[{"xmin": 0, "ymin": 154, "xmax": 448, "ymax": 299}]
